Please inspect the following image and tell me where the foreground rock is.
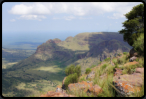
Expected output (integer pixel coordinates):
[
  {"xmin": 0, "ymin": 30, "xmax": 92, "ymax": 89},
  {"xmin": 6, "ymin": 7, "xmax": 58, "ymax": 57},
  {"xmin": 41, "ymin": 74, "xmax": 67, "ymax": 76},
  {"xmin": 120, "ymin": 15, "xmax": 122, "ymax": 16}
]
[
  {"xmin": 40, "ymin": 91, "xmax": 75, "ymax": 97},
  {"xmin": 68, "ymin": 81, "xmax": 102, "ymax": 96},
  {"xmin": 113, "ymin": 68, "xmax": 144, "ymax": 96},
  {"xmin": 40, "ymin": 86, "xmax": 75, "ymax": 97}
]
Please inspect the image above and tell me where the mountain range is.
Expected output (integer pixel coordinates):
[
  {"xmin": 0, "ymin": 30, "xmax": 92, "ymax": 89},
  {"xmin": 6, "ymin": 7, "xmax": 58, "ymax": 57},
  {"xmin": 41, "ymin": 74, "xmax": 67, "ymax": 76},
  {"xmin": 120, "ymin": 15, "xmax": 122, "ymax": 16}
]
[{"xmin": 2, "ymin": 32, "xmax": 132, "ymax": 97}]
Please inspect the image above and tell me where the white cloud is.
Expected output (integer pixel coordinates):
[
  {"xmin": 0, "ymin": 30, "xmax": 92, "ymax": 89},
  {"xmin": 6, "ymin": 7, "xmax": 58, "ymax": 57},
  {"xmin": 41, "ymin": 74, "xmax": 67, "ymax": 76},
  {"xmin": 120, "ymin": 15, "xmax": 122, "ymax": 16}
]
[
  {"xmin": 18, "ymin": 15, "xmax": 46, "ymax": 21},
  {"xmin": 9, "ymin": 2, "xmax": 142, "ymax": 20},
  {"xmin": 10, "ymin": 19, "xmax": 16, "ymax": 22}
]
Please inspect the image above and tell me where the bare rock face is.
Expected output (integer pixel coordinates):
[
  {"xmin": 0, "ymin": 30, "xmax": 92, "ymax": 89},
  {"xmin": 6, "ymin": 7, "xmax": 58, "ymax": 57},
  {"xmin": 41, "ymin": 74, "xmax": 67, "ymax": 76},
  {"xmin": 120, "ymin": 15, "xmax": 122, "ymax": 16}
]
[
  {"xmin": 129, "ymin": 48, "xmax": 138, "ymax": 58},
  {"xmin": 86, "ymin": 71, "xmax": 95, "ymax": 80},
  {"xmin": 68, "ymin": 81, "xmax": 102, "ymax": 96},
  {"xmin": 113, "ymin": 68, "xmax": 144, "ymax": 96},
  {"xmin": 88, "ymin": 84, "xmax": 103, "ymax": 95}
]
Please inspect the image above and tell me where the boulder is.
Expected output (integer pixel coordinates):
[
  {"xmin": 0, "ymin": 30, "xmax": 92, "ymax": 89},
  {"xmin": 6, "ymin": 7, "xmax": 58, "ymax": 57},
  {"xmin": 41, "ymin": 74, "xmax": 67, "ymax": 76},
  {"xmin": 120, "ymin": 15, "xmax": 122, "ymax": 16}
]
[
  {"xmin": 113, "ymin": 71, "xmax": 144, "ymax": 96},
  {"xmin": 129, "ymin": 48, "xmax": 138, "ymax": 58},
  {"xmin": 68, "ymin": 81, "xmax": 93, "ymax": 93},
  {"xmin": 68, "ymin": 81, "xmax": 102, "ymax": 96},
  {"xmin": 129, "ymin": 56, "xmax": 137, "ymax": 62},
  {"xmin": 86, "ymin": 71, "xmax": 95, "ymax": 80},
  {"xmin": 88, "ymin": 84, "xmax": 103, "ymax": 95}
]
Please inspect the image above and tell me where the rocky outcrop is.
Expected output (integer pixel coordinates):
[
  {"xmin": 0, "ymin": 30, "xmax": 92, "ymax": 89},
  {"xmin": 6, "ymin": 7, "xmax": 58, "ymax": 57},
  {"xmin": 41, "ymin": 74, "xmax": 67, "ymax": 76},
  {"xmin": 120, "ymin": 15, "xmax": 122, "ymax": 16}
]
[
  {"xmin": 40, "ymin": 91, "xmax": 75, "ymax": 97},
  {"xmin": 88, "ymin": 84, "xmax": 103, "ymax": 95},
  {"xmin": 129, "ymin": 56, "xmax": 137, "ymax": 62},
  {"xmin": 113, "ymin": 67, "xmax": 144, "ymax": 96},
  {"xmin": 68, "ymin": 81, "xmax": 102, "ymax": 96},
  {"xmin": 135, "ymin": 68, "xmax": 144, "ymax": 74}
]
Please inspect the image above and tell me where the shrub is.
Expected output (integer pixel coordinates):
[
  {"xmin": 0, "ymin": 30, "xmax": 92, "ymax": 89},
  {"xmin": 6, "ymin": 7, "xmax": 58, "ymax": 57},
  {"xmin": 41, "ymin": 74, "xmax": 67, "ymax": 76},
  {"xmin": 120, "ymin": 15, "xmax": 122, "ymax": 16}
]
[
  {"xmin": 101, "ymin": 64, "xmax": 107, "ymax": 70},
  {"xmin": 65, "ymin": 64, "xmax": 75, "ymax": 76},
  {"xmin": 64, "ymin": 73, "xmax": 78, "ymax": 89},
  {"xmin": 123, "ymin": 52, "xmax": 128, "ymax": 55},
  {"xmin": 85, "ymin": 68, "xmax": 91, "ymax": 74},
  {"xmin": 65, "ymin": 64, "xmax": 81, "ymax": 77},
  {"xmin": 104, "ymin": 57, "xmax": 110, "ymax": 62},
  {"xmin": 132, "ymin": 33, "xmax": 144, "ymax": 56}
]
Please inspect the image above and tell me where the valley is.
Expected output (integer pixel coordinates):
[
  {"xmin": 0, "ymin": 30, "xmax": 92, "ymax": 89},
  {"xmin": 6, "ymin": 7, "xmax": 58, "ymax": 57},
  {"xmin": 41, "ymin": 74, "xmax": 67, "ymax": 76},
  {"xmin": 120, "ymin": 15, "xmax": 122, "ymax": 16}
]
[{"xmin": 2, "ymin": 32, "xmax": 132, "ymax": 97}]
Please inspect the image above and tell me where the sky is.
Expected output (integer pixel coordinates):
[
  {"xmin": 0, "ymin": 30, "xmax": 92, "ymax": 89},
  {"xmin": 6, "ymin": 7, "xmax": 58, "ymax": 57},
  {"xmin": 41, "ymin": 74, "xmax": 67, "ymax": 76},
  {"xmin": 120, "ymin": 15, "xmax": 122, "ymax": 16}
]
[{"xmin": 2, "ymin": 2, "xmax": 143, "ymax": 45}]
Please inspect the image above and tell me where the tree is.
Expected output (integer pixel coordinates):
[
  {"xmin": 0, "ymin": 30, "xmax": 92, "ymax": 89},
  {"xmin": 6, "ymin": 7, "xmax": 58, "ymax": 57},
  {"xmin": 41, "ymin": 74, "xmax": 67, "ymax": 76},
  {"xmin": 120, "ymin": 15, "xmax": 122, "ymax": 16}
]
[
  {"xmin": 119, "ymin": 4, "xmax": 144, "ymax": 46},
  {"xmin": 132, "ymin": 33, "xmax": 144, "ymax": 56}
]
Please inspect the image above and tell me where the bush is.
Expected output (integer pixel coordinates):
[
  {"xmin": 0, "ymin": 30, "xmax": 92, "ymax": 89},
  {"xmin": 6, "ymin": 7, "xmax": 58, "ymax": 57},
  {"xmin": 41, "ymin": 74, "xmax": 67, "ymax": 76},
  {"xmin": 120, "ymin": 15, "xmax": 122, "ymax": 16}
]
[
  {"xmin": 104, "ymin": 57, "xmax": 110, "ymax": 62},
  {"xmin": 123, "ymin": 52, "xmax": 128, "ymax": 55},
  {"xmin": 85, "ymin": 68, "xmax": 91, "ymax": 74},
  {"xmin": 101, "ymin": 64, "xmax": 107, "ymax": 70},
  {"xmin": 132, "ymin": 33, "xmax": 144, "ymax": 56},
  {"xmin": 64, "ymin": 73, "xmax": 78, "ymax": 89},
  {"xmin": 65, "ymin": 64, "xmax": 81, "ymax": 77}
]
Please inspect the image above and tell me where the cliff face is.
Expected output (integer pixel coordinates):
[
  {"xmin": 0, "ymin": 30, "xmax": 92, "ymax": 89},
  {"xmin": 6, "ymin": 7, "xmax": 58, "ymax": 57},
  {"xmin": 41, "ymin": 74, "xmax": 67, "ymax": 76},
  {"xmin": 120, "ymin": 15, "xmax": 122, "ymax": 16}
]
[{"xmin": 12, "ymin": 32, "xmax": 132, "ymax": 70}]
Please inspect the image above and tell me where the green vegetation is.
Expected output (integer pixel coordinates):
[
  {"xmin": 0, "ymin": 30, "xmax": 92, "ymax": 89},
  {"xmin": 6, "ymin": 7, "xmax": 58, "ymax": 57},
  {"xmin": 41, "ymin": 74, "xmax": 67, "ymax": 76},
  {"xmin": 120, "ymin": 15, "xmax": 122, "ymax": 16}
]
[
  {"xmin": 123, "ymin": 52, "xmax": 128, "ymax": 55},
  {"xmin": 65, "ymin": 64, "xmax": 81, "ymax": 77},
  {"xmin": 90, "ymin": 64, "xmax": 96, "ymax": 68},
  {"xmin": 119, "ymin": 4, "xmax": 144, "ymax": 46},
  {"xmin": 64, "ymin": 64, "xmax": 81, "ymax": 89},
  {"xmin": 104, "ymin": 57, "xmax": 110, "ymax": 62},
  {"xmin": 132, "ymin": 33, "xmax": 144, "ymax": 56},
  {"xmin": 64, "ymin": 73, "xmax": 78, "ymax": 89},
  {"xmin": 85, "ymin": 68, "xmax": 91, "ymax": 74}
]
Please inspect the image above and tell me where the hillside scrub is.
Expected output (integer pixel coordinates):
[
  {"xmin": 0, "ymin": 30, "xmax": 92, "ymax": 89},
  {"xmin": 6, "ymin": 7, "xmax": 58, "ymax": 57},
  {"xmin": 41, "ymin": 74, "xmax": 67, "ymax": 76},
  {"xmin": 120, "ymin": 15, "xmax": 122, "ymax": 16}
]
[
  {"xmin": 132, "ymin": 33, "xmax": 144, "ymax": 56},
  {"xmin": 85, "ymin": 68, "xmax": 91, "ymax": 74},
  {"xmin": 65, "ymin": 64, "xmax": 81, "ymax": 77},
  {"xmin": 64, "ymin": 73, "xmax": 78, "ymax": 89}
]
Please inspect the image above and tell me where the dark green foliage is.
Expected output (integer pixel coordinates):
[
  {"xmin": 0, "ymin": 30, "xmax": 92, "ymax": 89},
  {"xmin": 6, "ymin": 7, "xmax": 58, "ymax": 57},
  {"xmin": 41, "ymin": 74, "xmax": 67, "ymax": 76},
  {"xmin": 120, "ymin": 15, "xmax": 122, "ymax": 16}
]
[
  {"xmin": 85, "ymin": 68, "xmax": 91, "ymax": 74},
  {"xmin": 104, "ymin": 57, "xmax": 110, "ymax": 62},
  {"xmin": 132, "ymin": 33, "xmax": 144, "ymax": 56},
  {"xmin": 64, "ymin": 73, "xmax": 78, "ymax": 89},
  {"xmin": 119, "ymin": 4, "xmax": 144, "ymax": 46},
  {"xmin": 65, "ymin": 64, "xmax": 81, "ymax": 77}
]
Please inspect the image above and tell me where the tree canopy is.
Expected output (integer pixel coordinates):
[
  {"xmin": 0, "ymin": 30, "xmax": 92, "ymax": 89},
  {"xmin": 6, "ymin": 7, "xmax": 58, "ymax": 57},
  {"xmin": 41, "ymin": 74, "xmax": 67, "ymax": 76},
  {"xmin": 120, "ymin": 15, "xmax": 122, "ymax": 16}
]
[{"xmin": 119, "ymin": 3, "xmax": 144, "ymax": 46}]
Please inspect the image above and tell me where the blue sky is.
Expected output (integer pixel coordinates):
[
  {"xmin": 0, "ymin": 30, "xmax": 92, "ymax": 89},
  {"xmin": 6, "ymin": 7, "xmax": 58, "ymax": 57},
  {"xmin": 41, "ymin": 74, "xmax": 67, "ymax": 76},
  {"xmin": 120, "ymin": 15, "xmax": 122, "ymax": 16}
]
[{"xmin": 2, "ymin": 2, "xmax": 143, "ymax": 44}]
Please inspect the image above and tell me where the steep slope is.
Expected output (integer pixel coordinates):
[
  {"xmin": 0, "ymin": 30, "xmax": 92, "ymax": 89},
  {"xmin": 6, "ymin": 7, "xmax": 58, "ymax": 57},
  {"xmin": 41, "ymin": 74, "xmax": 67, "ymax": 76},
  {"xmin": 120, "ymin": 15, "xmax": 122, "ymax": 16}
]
[{"xmin": 71, "ymin": 39, "xmax": 131, "ymax": 73}]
